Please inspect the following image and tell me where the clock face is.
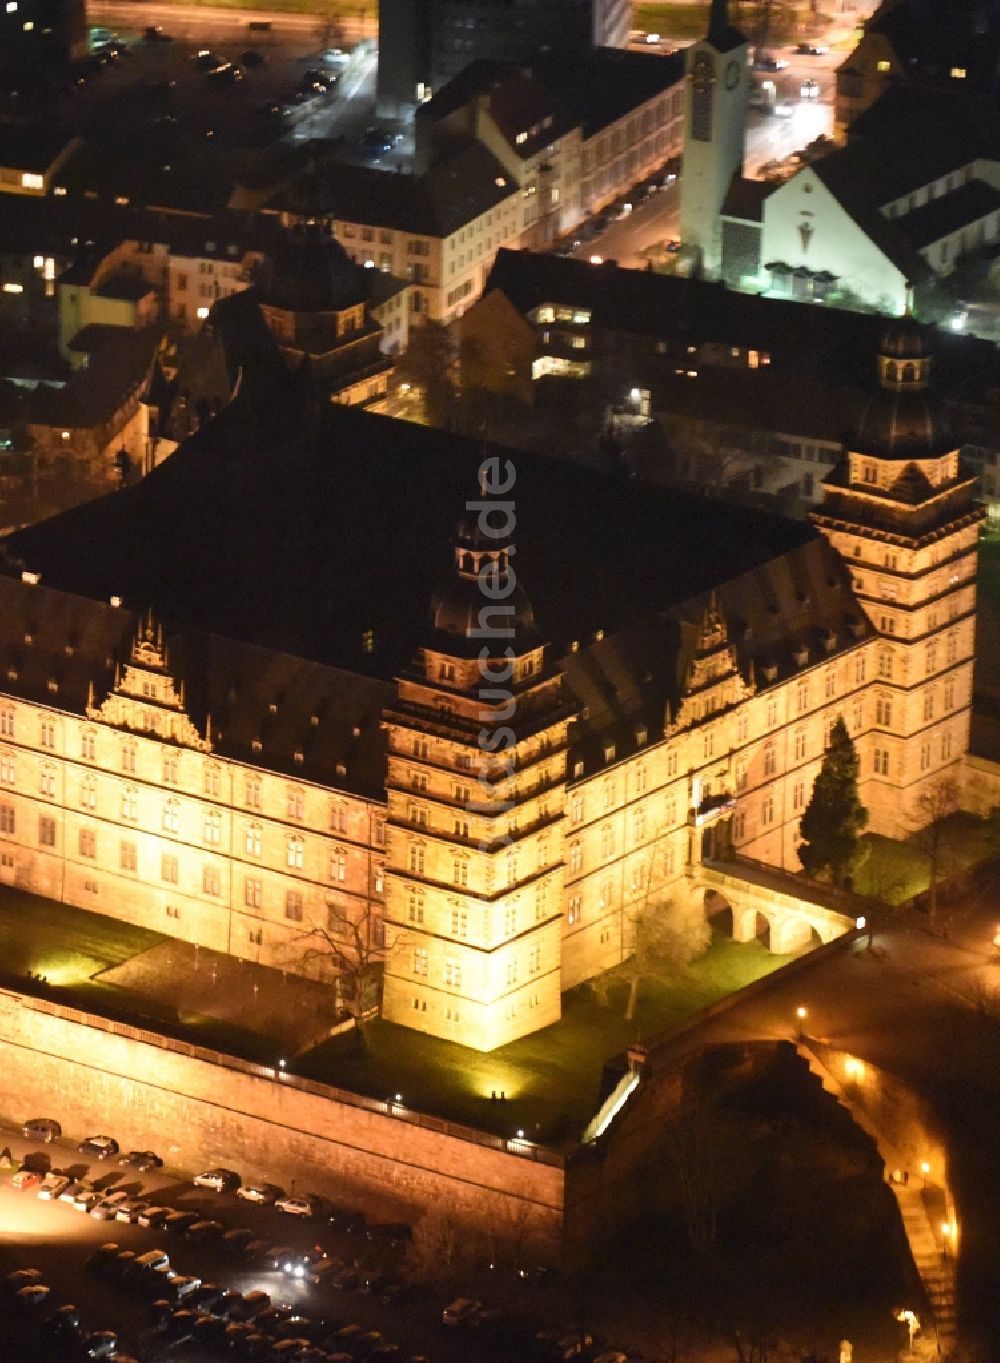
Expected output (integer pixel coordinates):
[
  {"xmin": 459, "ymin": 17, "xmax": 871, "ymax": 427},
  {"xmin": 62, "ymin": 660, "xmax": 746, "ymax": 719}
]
[{"xmin": 725, "ymin": 58, "xmax": 740, "ymax": 90}]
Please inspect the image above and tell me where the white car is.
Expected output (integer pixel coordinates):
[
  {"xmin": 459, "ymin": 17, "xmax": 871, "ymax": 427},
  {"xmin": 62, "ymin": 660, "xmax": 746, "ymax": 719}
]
[
  {"xmin": 192, "ymin": 1168, "xmax": 239, "ymax": 1192},
  {"xmin": 274, "ymin": 1195, "xmax": 317, "ymax": 1217},
  {"xmin": 36, "ymin": 1173, "xmax": 71, "ymax": 1201},
  {"xmin": 236, "ymin": 1181, "xmax": 283, "ymax": 1205}
]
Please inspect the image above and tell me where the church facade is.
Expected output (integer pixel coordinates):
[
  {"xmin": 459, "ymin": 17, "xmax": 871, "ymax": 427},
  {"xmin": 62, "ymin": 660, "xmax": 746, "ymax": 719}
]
[{"xmin": 0, "ymin": 323, "xmax": 982, "ymax": 1051}]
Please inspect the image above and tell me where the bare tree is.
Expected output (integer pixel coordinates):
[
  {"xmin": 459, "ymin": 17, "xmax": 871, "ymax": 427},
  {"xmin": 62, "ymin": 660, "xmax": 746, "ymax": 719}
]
[
  {"xmin": 624, "ymin": 830, "xmax": 709, "ymax": 1022},
  {"xmin": 408, "ymin": 1207, "xmax": 477, "ymax": 1289},
  {"xmin": 660, "ymin": 1085, "xmax": 746, "ymax": 1254},
  {"xmin": 907, "ymin": 777, "xmax": 961, "ymax": 927},
  {"xmin": 286, "ymin": 901, "xmax": 409, "ymax": 1046}
]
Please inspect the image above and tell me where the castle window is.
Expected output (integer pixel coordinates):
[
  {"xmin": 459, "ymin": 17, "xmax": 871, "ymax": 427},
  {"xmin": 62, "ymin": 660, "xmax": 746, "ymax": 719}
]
[
  {"xmin": 38, "ymin": 764, "xmax": 55, "ymax": 799},
  {"xmin": 793, "ymin": 729, "xmax": 806, "ymax": 761},
  {"xmin": 408, "ymin": 842, "xmax": 425, "ymax": 874},
  {"xmin": 248, "ymin": 927, "xmax": 262, "ymax": 946},
  {"xmin": 946, "ymin": 631, "xmax": 958, "ymax": 664},
  {"xmin": 877, "ymin": 651, "xmax": 893, "ymax": 679},
  {"xmin": 245, "ymin": 776, "xmax": 261, "ymax": 809},
  {"xmin": 856, "ymin": 655, "xmax": 866, "ymax": 684},
  {"xmin": 736, "ymin": 761, "xmax": 747, "ymax": 791},
  {"xmin": 161, "ymin": 853, "xmax": 178, "ymax": 884},
  {"xmin": 601, "ymin": 824, "xmax": 616, "ymax": 858},
  {"xmin": 287, "ymin": 836, "xmax": 304, "ymax": 869},
  {"xmin": 876, "ymin": 696, "xmax": 892, "ymax": 727},
  {"xmin": 410, "ymin": 771, "xmax": 428, "ymax": 792},
  {"xmin": 162, "ymin": 799, "xmax": 179, "ymax": 835},
  {"xmin": 736, "ymin": 717, "xmax": 747, "ymax": 744},
  {"xmin": 504, "ymin": 904, "xmax": 517, "ymax": 935},
  {"xmin": 121, "ymin": 787, "xmax": 137, "ymax": 821},
  {"xmin": 81, "ymin": 729, "xmax": 95, "ymax": 761},
  {"xmin": 204, "ymin": 810, "xmax": 221, "ymax": 845},
  {"xmin": 635, "ymin": 764, "xmax": 648, "ymax": 793},
  {"xmin": 766, "ymin": 699, "xmax": 778, "ymax": 728},
  {"xmin": 796, "ymin": 682, "xmax": 808, "ymax": 713},
  {"xmin": 287, "ymin": 786, "xmax": 304, "ymax": 820},
  {"xmin": 120, "ymin": 839, "xmax": 137, "ymax": 871},
  {"xmin": 633, "ymin": 809, "xmax": 646, "ymax": 843},
  {"xmin": 733, "ymin": 811, "xmax": 746, "ymax": 841},
  {"xmin": 122, "ymin": 741, "xmax": 136, "ymax": 773},
  {"xmin": 874, "ymin": 748, "xmax": 890, "ymax": 776},
  {"xmin": 567, "ymin": 895, "xmax": 581, "ymax": 925},
  {"xmin": 944, "ymin": 680, "xmax": 955, "ymax": 711},
  {"xmin": 0, "ymin": 803, "xmax": 13, "ymax": 834},
  {"xmin": 665, "ymin": 792, "xmax": 678, "ymax": 824},
  {"xmin": 413, "ymin": 948, "xmax": 428, "ymax": 977},
  {"xmin": 0, "ymin": 707, "xmax": 13, "ymax": 738},
  {"xmin": 602, "ymin": 778, "xmax": 615, "ymax": 810},
  {"xmin": 761, "ymin": 796, "xmax": 774, "ymax": 827},
  {"xmin": 941, "ymin": 731, "xmax": 953, "ymax": 759},
  {"xmin": 408, "ymin": 803, "xmax": 427, "ymax": 826},
  {"xmin": 375, "ymin": 817, "xmax": 385, "ymax": 845},
  {"xmin": 924, "ymin": 691, "xmax": 934, "ymax": 721},
  {"xmin": 79, "ymin": 828, "xmax": 96, "ymax": 859},
  {"xmin": 454, "ymin": 817, "xmax": 470, "ymax": 838},
  {"xmin": 330, "ymin": 848, "xmax": 347, "ymax": 881},
  {"xmin": 444, "ymin": 957, "xmax": 462, "ymax": 988},
  {"xmin": 825, "ymin": 670, "xmax": 836, "ymax": 699},
  {"xmin": 412, "ymin": 737, "xmax": 429, "ymax": 759},
  {"xmin": 630, "ymin": 862, "xmax": 646, "ymax": 893},
  {"xmin": 507, "ymin": 957, "xmax": 519, "ymax": 986},
  {"xmin": 40, "ymin": 719, "xmax": 55, "ymax": 750},
  {"xmin": 285, "ymin": 890, "xmax": 303, "ymax": 922},
  {"xmin": 408, "ymin": 889, "xmax": 424, "ymax": 923},
  {"xmin": 330, "ymin": 802, "xmax": 347, "ymax": 834},
  {"xmin": 569, "ymin": 840, "xmax": 582, "ymax": 873},
  {"xmin": 506, "ymin": 850, "xmax": 518, "ymax": 884},
  {"xmin": 374, "ymin": 864, "xmax": 384, "ymax": 894},
  {"xmin": 244, "ymin": 876, "xmax": 262, "ymax": 908},
  {"xmin": 528, "ymin": 944, "xmax": 541, "ymax": 974},
  {"xmin": 452, "ymin": 856, "xmax": 468, "ymax": 886},
  {"xmin": 245, "ymin": 823, "xmax": 262, "ymax": 857},
  {"xmin": 450, "ymin": 906, "xmax": 468, "ymax": 938},
  {"xmin": 792, "ymin": 780, "xmax": 805, "ymax": 810},
  {"xmin": 763, "ymin": 743, "xmax": 776, "ymax": 776},
  {"xmin": 203, "ymin": 763, "xmax": 220, "ymax": 798},
  {"xmin": 926, "ymin": 641, "xmax": 938, "ymax": 675},
  {"xmin": 203, "ymin": 864, "xmax": 221, "ymax": 896},
  {"xmin": 920, "ymin": 741, "xmax": 931, "ymax": 771}
]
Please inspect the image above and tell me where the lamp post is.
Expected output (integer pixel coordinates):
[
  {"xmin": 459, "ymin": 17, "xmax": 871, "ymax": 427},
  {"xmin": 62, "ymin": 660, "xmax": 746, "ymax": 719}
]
[
  {"xmin": 920, "ymin": 1160, "xmax": 931, "ymax": 1189},
  {"xmin": 895, "ymin": 1308, "xmax": 919, "ymax": 1351},
  {"xmin": 795, "ymin": 1005, "xmax": 808, "ymax": 1041}
]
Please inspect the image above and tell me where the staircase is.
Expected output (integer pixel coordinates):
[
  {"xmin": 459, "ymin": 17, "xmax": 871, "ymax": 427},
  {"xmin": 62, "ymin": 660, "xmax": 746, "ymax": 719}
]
[{"xmin": 795, "ymin": 1043, "xmax": 956, "ymax": 1358}]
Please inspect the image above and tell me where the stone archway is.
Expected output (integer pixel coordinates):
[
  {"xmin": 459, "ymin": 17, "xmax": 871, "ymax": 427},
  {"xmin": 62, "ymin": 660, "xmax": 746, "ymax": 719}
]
[
  {"xmin": 771, "ymin": 917, "xmax": 819, "ymax": 954},
  {"xmin": 704, "ymin": 888, "xmax": 734, "ymax": 942}
]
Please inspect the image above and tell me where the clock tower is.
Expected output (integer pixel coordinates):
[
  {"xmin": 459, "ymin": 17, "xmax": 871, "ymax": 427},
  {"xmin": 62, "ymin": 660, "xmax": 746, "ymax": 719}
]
[{"xmin": 678, "ymin": 0, "xmax": 748, "ymax": 276}]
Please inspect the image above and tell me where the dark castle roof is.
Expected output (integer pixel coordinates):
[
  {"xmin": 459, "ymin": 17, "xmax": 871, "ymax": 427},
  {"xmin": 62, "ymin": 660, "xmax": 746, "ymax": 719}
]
[{"xmin": 3, "ymin": 373, "xmax": 818, "ymax": 682}]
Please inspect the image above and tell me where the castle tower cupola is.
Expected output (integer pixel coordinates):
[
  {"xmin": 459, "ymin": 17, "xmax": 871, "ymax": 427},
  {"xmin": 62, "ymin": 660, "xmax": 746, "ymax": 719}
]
[{"xmin": 429, "ymin": 493, "xmax": 537, "ymax": 647}]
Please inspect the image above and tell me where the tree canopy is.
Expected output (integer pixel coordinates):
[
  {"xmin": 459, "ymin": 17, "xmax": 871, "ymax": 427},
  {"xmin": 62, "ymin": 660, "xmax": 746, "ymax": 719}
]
[{"xmin": 797, "ymin": 716, "xmax": 868, "ymax": 886}]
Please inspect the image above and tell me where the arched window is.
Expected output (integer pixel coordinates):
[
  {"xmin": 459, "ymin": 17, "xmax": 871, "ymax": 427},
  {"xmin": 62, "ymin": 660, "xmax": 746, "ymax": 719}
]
[
  {"xmin": 885, "ymin": 360, "xmax": 898, "ymax": 382},
  {"xmin": 902, "ymin": 362, "xmax": 915, "ymax": 383}
]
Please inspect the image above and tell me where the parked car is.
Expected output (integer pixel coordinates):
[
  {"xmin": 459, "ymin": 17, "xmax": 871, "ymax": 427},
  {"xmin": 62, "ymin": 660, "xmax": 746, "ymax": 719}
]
[
  {"xmin": 37, "ymin": 1173, "xmax": 71, "ymax": 1200},
  {"xmin": 237, "ymin": 1181, "xmax": 283, "ymax": 1205},
  {"xmin": 753, "ymin": 54, "xmax": 788, "ymax": 71},
  {"xmin": 240, "ymin": 1290, "xmax": 271, "ymax": 1318},
  {"xmin": 163, "ymin": 1210, "xmax": 200, "ymax": 1234},
  {"xmin": 143, "ymin": 25, "xmax": 172, "ymax": 41},
  {"xmin": 16, "ymin": 1283, "xmax": 51, "ymax": 1310},
  {"xmin": 795, "ymin": 42, "xmax": 828, "ymax": 55},
  {"xmin": 162, "ymin": 1272, "xmax": 202, "ymax": 1301},
  {"xmin": 207, "ymin": 62, "xmax": 244, "ymax": 85},
  {"xmin": 73, "ymin": 1191, "xmax": 103, "ymax": 1213},
  {"xmin": 85, "ymin": 1243, "xmax": 121, "ymax": 1272},
  {"xmin": 78, "ymin": 1135, "xmax": 119, "ymax": 1160},
  {"xmin": 240, "ymin": 48, "xmax": 266, "ymax": 66},
  {"xmin": 5, "ymin": 1268, "xmax": 43, "ymax": 1292},
  {"xmin": 275, "ymin": 1194, "xmax": 318, "ymax": 1217},
  {"xmin": 48, "ymin": 1303, "xmax": 83, "ymax": 1337},
  {"xmin": 186, "ymin": 1218, "xmax": 225, "ymax": 1243},
  {"xmin": 188, "ymin": 1281, "xmax": 226, "ymax": 1311},
  {"xmin": 133, "ymin": 1248, "xmax": 171, "ymax": 1275},
  {"xmin": 116, "ymin": 1199, "xmax": 150, "ymax": 1223},
  {"xmin": 11, "ymin": 1169, "xmax": 42, "ymax": 1191},
  {"xmin": 22, "ymin": 1117, "xmax": 61, "ymax": 1142},
  {"xmin": 82, "ymin": 1333, "xmax": 119, "ymax": 1361},
  {"xmin": 59, "ymin": 1181, "xmax": 89, "ymax": 1204},
  {"xmin": 137, "ymin": 1206, "xmax": 171, "ymax": 1228},
  {"xmin": 193, "ymin": 1167, "xmax": 240, "ymax": 1192},
  {"xmin": 192, "ymin": 49, "xmax": 224, "ymax": 69},
  {"xmin": 443, "ymin": 1298, "xmax": 482, "ymax": 1326},
  {"xmin": 119, "ymin": 1149, "xmax": 162, "ymax": 1171},
  {"xmin": 221, "ymin": 1227, "xmax": 257, "ymax": 1254}
]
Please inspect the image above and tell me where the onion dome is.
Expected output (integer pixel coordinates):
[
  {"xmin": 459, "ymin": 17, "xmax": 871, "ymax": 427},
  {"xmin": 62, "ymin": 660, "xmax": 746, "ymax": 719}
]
[
  {"xmin": 430, "ymin": 499, "xmax": 537, "ymax": 644},
  {"xmin": 853, "ymin": 317, "xmax": 951, "ymax": 460}
]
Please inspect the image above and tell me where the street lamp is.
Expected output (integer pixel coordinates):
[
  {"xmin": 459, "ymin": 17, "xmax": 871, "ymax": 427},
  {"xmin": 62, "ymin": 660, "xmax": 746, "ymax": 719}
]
[
  {"xmin": 795, "ymin": 1005, "xmax": 808, "ymax": 1041},
  {"xmin": 920, "ymin": 1160, "xmax": 931, "ymax": 1188},
  {"xmin": 895, "ymin": 1308, "xmax": 920, "ymax": 1350}
]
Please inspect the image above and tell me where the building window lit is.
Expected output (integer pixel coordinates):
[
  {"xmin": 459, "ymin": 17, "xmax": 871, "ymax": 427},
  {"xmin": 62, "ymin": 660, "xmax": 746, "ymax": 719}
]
[
  {"xmin": 287, "ymin": 786, "xmax": 304, "ymax": 820},
  {"xmin": 374, "ymin": 864, "xmax": 384, "ymax": 894},
  {"xmin": 245, "ymin": 823, "xmax": 262, "ymax": 857},
  {"xmin": 413, "ymin": 948, "xmax": 428, "ymax": 977},
  {"xmin": 877, "ymin": 59, "xmax": 891, "ymax": 72},
  {"xmin": 20, "ymin": 172, "xmax": 43, "ymax": 189},
  {"xmin": 950, "ymin": 67, "xmax": 966, "ymax": 78},
  {"xmin": 330, "ymin": 848, "xmax": 346, "ymax": 881},
  {"xmin": 287, "ymin": 836, "xmax": 304, "ymax": 869}
]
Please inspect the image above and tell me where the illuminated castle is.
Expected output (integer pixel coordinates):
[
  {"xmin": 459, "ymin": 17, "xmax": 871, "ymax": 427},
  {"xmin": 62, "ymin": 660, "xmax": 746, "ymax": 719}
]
[{"xmin": 0, "ymin": 319, "xmax": 981, "ymax": 1050}]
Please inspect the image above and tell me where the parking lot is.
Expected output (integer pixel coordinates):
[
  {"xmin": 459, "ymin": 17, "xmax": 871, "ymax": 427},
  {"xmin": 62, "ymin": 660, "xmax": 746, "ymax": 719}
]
[{"xmin": 0, "ymin": 1118, "xmax": 597, "ymax": 1363}]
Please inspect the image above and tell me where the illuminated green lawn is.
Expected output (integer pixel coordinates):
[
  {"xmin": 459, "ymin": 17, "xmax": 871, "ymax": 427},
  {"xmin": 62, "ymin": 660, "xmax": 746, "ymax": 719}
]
[
  {"xmin": 295, "ymin": 936, "xmax": 795, "ymax": 1143},
  {"xmin": 854, "ymin": 814, "xmax": 1000, "ymax": 906}
]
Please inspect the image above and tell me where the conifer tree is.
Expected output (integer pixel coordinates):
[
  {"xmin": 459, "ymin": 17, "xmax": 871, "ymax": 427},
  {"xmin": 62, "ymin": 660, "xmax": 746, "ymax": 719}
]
[{"xmin": 798, "ymin": 715, "xmax": 868, "ymax": 885}]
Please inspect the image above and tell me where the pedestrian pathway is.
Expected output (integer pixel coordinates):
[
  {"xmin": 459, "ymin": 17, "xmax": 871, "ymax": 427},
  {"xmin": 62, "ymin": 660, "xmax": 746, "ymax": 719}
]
[{"xmin": 796, "ymin": 1042, "xmax": 956, "ymax": 1358}]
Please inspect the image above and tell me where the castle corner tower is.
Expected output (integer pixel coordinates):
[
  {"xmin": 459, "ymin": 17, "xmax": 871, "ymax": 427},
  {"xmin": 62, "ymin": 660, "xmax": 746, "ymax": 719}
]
[
  {"xmin": 381, "ymin": 500, "xmax": 575, "ymax": 1050},
  {"xmin": 678, "ymin": 0, "xmax": 749, "ymax": 277},
  {"xmin": 812, "ymin": 319, "xmax": 984, "ymax": 833}
]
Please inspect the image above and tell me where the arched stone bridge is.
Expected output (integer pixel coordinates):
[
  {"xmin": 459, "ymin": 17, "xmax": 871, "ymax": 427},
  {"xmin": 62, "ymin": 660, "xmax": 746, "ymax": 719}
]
[{"xmin": 694, "ymin": 856, "xmax": 858, "ymax": 953}]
